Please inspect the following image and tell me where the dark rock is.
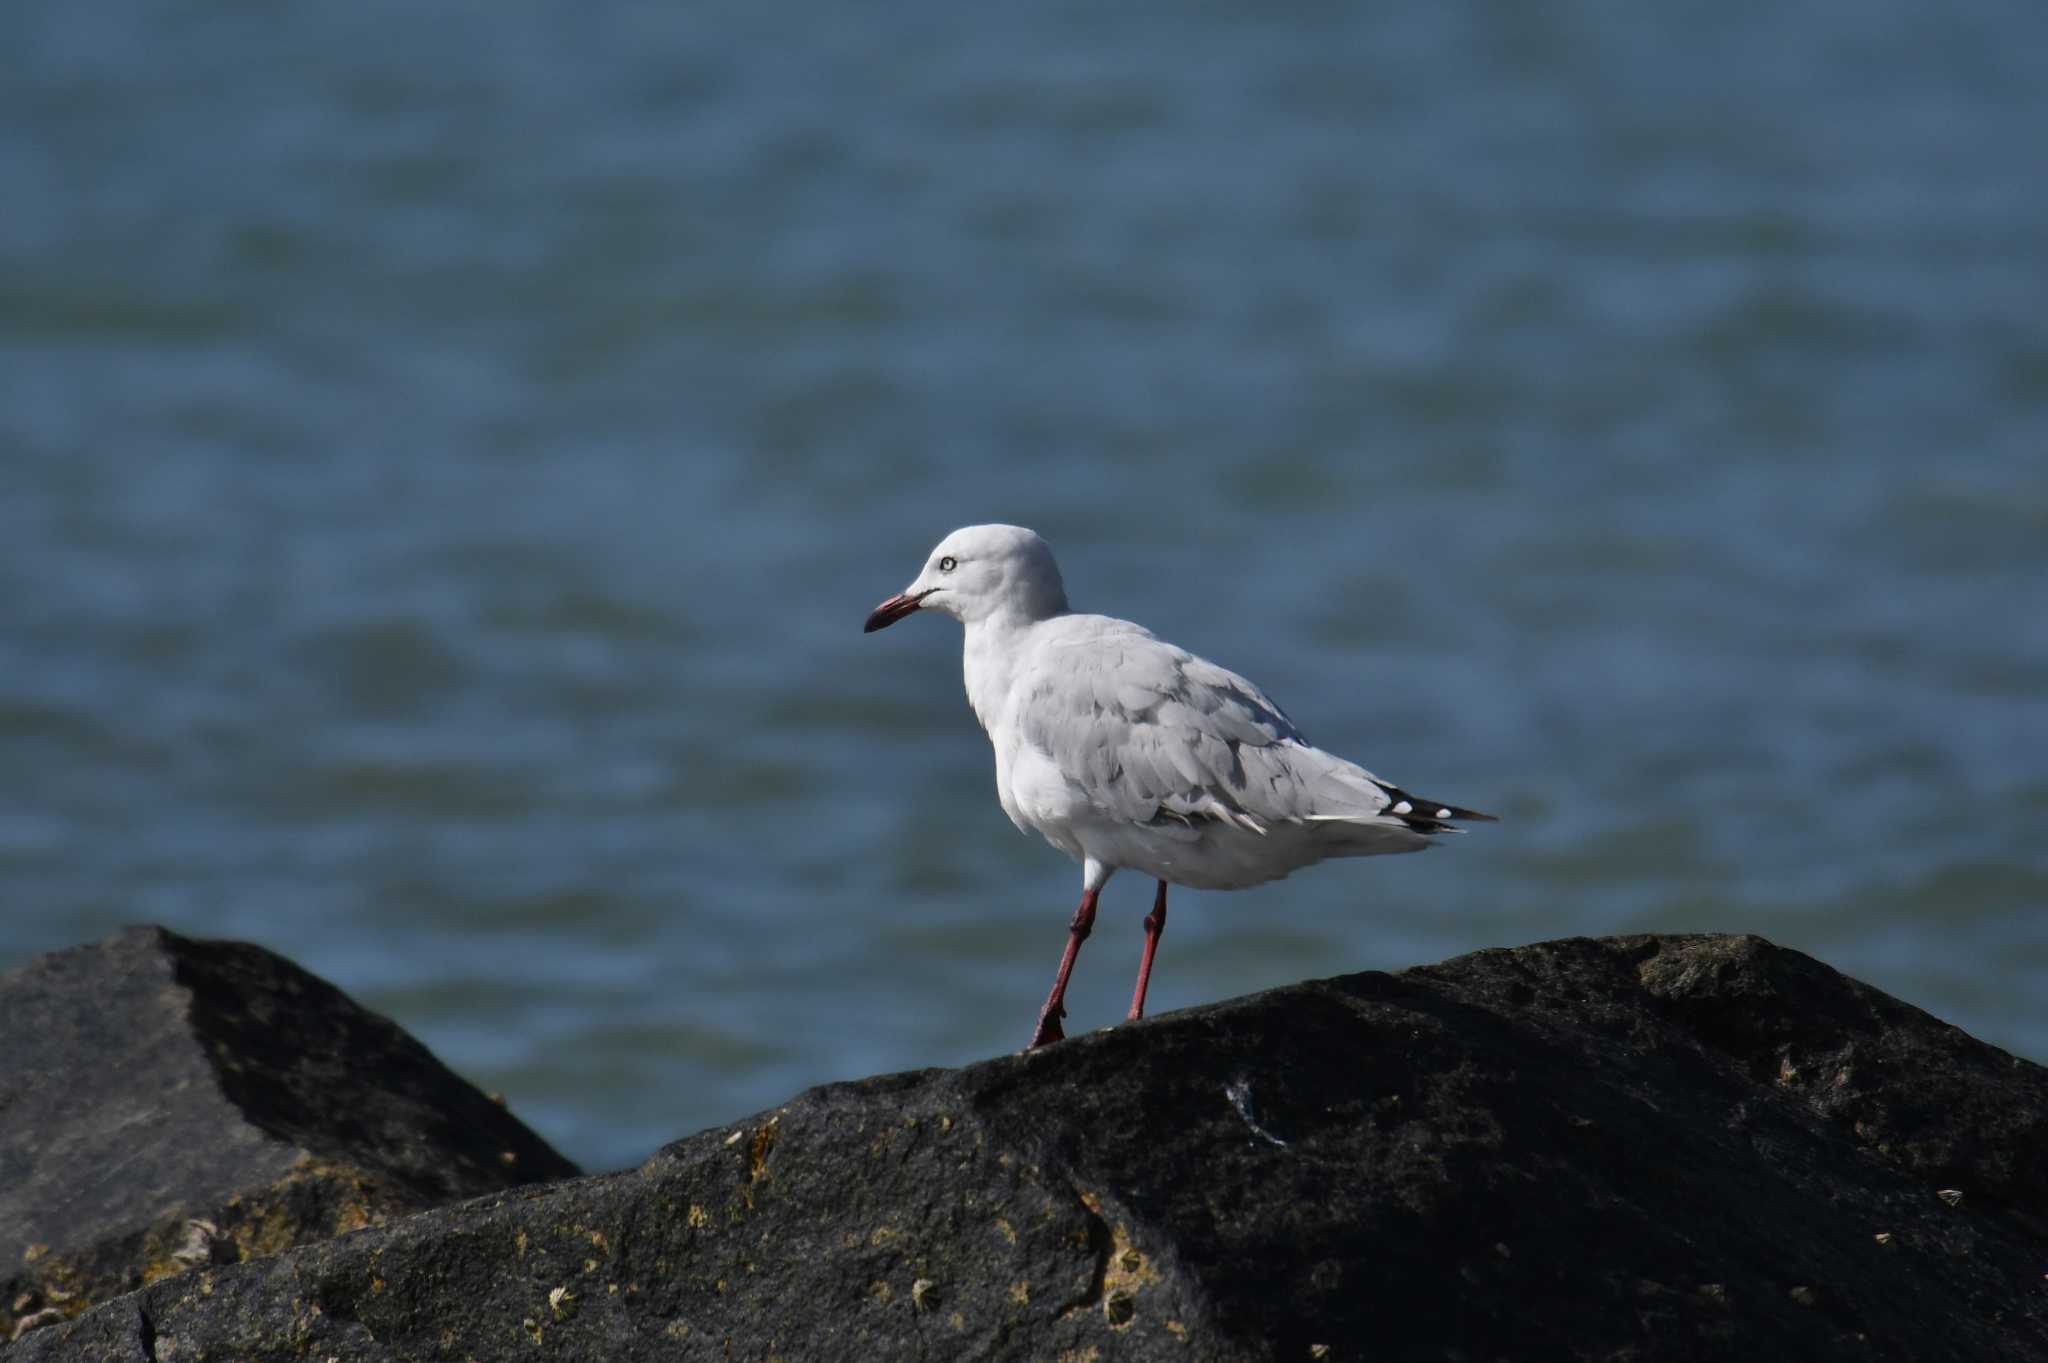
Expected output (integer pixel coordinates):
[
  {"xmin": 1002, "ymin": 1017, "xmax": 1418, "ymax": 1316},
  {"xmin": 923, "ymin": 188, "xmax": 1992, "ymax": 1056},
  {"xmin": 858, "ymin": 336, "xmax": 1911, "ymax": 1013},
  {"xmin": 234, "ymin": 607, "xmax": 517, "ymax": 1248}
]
[
  {"xmin": 9, "ymin": 933, "xmax": 2047, "ymax": 1362},
  {"xmin": 0, "ymin": 926, "xmax": 578, "ymax": 1343}
]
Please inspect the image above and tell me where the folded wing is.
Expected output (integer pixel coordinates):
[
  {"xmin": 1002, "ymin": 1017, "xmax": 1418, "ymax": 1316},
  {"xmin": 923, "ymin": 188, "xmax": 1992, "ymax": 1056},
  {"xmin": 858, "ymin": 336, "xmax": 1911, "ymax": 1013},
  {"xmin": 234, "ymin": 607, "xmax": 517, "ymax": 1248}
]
[{"xmin": 1014, "ymin": 622, "xmax": 1452, "ymax": 836}]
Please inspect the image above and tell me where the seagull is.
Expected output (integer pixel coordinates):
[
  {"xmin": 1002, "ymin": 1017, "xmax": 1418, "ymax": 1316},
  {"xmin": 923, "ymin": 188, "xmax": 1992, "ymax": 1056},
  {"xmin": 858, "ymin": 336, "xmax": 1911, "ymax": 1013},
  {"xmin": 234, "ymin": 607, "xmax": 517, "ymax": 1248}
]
[{"xmin": 864, "ymin": 524, "xmax": 1494, "ymax": 1049}]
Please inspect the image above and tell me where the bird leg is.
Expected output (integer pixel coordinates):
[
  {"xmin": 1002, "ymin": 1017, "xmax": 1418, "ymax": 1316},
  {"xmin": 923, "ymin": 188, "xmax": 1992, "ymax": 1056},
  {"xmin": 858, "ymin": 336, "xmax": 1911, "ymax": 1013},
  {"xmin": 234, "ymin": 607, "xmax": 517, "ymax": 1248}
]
[
  {"xmin": 1028, "ymin": 887, "xmax": 1099, "ymax": 1048},
  {"xmin": 1126, "ymin": 880, "xmax": 1168, "ymax": 1022}
]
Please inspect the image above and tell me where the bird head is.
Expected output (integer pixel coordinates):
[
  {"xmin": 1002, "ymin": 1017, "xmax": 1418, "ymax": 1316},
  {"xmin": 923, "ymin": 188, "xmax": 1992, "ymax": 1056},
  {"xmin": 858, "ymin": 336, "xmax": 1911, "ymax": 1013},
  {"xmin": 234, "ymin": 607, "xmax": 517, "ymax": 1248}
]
[{"xmin": 864, "ymin": 524, "xmax": 1070, "ymax": 632}]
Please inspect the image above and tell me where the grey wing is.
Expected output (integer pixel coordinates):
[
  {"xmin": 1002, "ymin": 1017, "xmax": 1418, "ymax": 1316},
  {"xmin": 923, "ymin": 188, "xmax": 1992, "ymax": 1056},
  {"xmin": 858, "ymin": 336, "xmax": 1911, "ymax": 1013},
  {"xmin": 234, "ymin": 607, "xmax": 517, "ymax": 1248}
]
[{"xmin": 1016, "ymin": 628, "xmax": 1378, "ymax": 834}]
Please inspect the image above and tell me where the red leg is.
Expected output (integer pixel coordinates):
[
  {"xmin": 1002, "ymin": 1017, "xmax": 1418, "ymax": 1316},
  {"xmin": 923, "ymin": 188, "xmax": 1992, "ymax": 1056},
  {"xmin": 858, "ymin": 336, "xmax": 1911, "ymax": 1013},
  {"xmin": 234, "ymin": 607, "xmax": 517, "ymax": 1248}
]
[
  {"xmin": 1028, "ymin": 887, "xmax": 1099, "ymax": 1049},
  {"xmin": 1126, "ymin": 880, "xmax": 1168, "ymax": 1022}
]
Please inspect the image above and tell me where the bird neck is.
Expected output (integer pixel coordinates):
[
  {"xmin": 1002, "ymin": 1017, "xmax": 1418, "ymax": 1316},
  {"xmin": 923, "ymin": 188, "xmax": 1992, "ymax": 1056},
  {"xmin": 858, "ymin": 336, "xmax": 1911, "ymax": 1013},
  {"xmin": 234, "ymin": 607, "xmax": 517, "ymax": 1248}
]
[{"xmin": 959, "ymin": 608, "xmax": 1048, "ymax": 735}]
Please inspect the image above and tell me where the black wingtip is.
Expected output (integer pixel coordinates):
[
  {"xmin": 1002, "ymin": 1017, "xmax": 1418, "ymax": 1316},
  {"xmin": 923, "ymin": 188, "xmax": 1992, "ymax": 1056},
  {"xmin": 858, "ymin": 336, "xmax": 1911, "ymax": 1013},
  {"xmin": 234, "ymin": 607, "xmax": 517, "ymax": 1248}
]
[{"xmin": 1374, "ymin": 781, "xmax": 1499, "ymax": 829}]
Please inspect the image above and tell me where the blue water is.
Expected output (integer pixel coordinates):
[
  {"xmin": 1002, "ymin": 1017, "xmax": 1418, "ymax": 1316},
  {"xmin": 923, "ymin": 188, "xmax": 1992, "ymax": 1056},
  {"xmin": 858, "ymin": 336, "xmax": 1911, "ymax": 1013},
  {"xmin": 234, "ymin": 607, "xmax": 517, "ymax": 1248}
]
[{"xmin": 2, "ymin": 2, "xmax": 2043, "ymax": 1171}]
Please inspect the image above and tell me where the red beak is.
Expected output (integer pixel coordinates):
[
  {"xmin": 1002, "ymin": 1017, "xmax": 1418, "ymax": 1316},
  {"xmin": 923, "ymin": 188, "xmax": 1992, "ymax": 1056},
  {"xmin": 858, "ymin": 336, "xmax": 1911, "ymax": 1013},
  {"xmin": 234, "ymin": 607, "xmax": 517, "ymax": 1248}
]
[{"xmin": 864, "ymin": 590, "xmax": 930, "ymax": 633}]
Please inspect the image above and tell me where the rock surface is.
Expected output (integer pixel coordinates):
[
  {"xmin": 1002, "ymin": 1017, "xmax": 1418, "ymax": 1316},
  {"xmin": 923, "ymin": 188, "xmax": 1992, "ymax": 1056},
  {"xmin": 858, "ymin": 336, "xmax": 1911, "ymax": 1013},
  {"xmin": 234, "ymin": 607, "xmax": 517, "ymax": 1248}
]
[
  {"xmin": 9, "ymin": 932, "xmax": 2048, "ymax": 1361},
  {"xmin": 1, "ymin": 926, "xmax": 578, "ymax": 1343}
]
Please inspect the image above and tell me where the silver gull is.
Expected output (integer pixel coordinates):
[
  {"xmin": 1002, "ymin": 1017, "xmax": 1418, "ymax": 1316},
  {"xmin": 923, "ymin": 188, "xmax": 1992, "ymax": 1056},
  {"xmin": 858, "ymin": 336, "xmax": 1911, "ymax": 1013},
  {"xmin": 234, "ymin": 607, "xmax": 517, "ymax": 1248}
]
[{"xmin": 864, "ymin": 523, "xmax": 1494, "ymax": 1048}]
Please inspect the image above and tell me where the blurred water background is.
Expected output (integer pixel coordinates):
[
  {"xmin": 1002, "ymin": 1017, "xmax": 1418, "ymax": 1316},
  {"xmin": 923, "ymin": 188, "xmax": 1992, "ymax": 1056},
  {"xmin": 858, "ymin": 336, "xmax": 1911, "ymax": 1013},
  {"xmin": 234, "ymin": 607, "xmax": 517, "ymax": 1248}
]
[{"xmin": 2, "ymin": 1, "xmax": 2043, "ymax": 1172}]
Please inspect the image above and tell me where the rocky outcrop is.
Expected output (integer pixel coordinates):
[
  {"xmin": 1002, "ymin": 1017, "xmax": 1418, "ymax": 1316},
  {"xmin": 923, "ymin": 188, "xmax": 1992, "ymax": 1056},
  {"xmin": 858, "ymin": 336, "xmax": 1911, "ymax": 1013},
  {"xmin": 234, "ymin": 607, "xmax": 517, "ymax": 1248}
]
[
  {"xmin": 8, "ymin": 931, "xmax": 2047, "ymax": 1361},
  {"xmin": 1, "ymin": 927, "xmax": 578, "ymax": 1343}
]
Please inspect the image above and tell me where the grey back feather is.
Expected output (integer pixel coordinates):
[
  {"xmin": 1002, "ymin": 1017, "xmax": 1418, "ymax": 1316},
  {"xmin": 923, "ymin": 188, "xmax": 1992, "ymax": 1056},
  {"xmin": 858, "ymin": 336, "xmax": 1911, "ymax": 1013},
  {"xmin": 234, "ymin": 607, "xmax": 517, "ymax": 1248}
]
[{"xmin": 1016, "ymin": 616, "xmax": 1395, "ymax": 831}]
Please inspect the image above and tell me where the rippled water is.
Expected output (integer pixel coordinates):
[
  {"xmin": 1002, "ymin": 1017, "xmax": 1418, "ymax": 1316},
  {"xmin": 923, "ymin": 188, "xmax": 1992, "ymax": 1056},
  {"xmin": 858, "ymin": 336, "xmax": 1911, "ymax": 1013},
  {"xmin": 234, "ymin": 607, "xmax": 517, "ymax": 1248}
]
[{"xmin": 3, "ymin": 2, "xmax": 2043, "ymax": 1170}]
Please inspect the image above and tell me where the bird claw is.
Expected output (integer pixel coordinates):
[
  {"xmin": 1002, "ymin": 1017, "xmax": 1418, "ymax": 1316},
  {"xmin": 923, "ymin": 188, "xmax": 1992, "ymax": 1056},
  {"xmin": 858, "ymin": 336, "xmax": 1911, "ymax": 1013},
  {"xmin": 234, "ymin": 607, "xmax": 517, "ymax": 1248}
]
[{"xmin": 1027, "ymin": 1005, "xmax": 1067, "ymax": 1049}]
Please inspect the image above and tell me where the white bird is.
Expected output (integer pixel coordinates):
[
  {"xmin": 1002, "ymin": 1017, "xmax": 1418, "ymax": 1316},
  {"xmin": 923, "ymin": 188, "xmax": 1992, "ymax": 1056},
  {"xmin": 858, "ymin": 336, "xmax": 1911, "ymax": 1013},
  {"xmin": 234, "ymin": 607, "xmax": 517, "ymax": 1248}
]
[{"xmin": 864, "ymin": 524, "xmax": 1493, "ymax": 1049}]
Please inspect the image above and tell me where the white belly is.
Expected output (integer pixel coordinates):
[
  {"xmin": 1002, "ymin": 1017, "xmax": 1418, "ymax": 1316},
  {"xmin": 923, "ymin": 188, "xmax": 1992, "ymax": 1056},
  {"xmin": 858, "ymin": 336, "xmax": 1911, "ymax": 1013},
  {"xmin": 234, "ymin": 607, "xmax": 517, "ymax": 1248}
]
[
  {"xmin": 997, "ymin": 740, "xmax": 1369, "ymax": 891},
  {"xmin": 997, "ymin": 741, "xmax": 1089, "ymax": 862}
]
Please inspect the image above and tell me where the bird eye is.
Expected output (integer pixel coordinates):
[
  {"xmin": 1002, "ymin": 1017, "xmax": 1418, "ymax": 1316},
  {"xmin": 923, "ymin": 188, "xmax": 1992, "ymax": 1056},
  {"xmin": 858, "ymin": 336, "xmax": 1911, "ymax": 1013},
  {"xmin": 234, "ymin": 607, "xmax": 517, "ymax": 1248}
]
[{"xmin": 938, "ymin": 555, "xmax": 957, "ymax": 572}]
